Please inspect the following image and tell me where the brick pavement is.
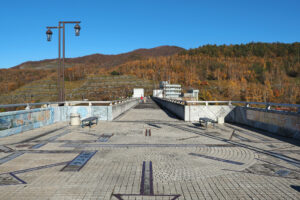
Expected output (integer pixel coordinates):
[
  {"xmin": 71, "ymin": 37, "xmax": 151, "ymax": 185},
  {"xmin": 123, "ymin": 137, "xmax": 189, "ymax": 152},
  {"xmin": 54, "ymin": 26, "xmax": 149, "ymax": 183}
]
[{"xmin": 0, "ymin": 99, "xmax": 299, "ymax": 199}]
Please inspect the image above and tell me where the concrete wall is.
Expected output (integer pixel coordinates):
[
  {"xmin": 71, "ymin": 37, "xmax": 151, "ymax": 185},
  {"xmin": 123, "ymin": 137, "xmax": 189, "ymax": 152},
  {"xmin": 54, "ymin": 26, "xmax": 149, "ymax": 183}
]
[
  {"xmin": 153, "ymin": 98, "xmax": 234, "ymax": 122},
  {"xmin": 133, "ymin": 88, "xmax": 144, "ymax": 98},
  {"xmin": 153, "ymin": 98, "xmax": 185, "ymax": 120},
  {"xmin": 63, "ymin": 106, "xmax": 112, "ymax": 121},
  {"xmin": 0, "ymin": 108, "xmax": 54, "ymax": 138},
  {"xmin": 154, "ymin": 97, "xmax": 300, "ymax": 140},
  {"xmin": 112, "ymin": 99, "xmax": 139, "ymax": 119},
  {"xmin": 185, "ymin": 105, "xmax": 235, "ymax": 122},
  {"xmin": 227, "ymin": 107, "xmax": 300, "ymax": 140},
  {"xmin": 0, "ymin": 99, "xmax": 138, "ymax": 138}
]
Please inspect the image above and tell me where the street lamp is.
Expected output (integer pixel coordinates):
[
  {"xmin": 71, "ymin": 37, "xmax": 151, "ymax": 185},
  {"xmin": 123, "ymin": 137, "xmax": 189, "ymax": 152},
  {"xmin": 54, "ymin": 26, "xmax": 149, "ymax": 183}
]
[
  {"xmin": 74, "ymin": 24, "xmax": 81, "ymax": 36},
  {"xmin": 46, "ymin": 29, "xmax": 53, "ymax": 41},
  {"xmin": 46, "ymin": 21, "xmax": 81, "ymax": 102}
]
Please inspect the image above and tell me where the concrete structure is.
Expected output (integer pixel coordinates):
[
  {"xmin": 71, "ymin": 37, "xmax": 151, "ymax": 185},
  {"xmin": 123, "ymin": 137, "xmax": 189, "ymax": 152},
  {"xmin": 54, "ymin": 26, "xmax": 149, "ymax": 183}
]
[
  {"xmin": 153, "ymin": 89, "xmax": 163, "ymax": 98},
  {"xmin": 227, "ymin": 106, "xmax": 300, "ymax": 139},
  {"xmin": 153, "ymin": 98, "xmax": 300, "ymax": 140},
  {"xmin": 132, "ymin": 88, "xmax": 144, "ymax": 98},
  {"xmin": 188, "ymin": 89, "xmax": 199, "ymax": 100},
  {"xmin": 0, "ymin": 99, "xmax": 299, "ymax": 199},
  {"xmin": 160, "ymin": 81, "xmax": 181, "ymax": 98},
  {"xmin": 0, "ymin": 99, "xmax": 138, "ymax": 138}
]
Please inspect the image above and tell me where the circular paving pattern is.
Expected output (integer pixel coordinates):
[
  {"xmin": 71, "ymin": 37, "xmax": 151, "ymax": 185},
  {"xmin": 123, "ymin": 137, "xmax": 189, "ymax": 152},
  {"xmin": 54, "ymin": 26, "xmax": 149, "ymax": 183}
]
[{"xmin": 104, "ymin": 146, "xmax": 258, "ymax": 182}]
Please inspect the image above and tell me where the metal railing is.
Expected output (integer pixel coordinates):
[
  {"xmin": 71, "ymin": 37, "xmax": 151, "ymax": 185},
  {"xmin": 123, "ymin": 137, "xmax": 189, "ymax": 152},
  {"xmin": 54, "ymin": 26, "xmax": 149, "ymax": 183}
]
[
  {"xmin": 0, "ymin": 98, "xmax": 136, "ymax": 110},
  {"xmin": 155, "ymin": 98, "xmax": 300, "ymax": 113}
]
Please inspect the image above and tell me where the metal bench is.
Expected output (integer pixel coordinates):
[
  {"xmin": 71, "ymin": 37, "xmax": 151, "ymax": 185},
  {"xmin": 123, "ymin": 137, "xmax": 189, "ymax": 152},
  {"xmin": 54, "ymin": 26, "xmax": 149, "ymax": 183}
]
[
  {"xmin": 81, "ymin": 117, "xmax": 98, "ymax": 128},
  {"xmin": 199, "ymin": 117, "xmax": 216, "ymax": 129}
]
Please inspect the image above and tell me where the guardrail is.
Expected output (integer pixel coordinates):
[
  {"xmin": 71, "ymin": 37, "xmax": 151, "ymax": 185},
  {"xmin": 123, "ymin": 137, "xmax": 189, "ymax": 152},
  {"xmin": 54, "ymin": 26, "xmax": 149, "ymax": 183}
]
[
  {"xmin": 155, "ymin": 98, "xmax": 300, "ymax": 113},
  {"xmin": 0, "ymin": 102, "xmax": 65, "ymax": 109},
  {"xmin": 1, "ymin": 98, "xmax": 299, "ymax": 113},
  {"xmin": 0, "ymin": 98, "xmax": 135, "ymax": 110}
]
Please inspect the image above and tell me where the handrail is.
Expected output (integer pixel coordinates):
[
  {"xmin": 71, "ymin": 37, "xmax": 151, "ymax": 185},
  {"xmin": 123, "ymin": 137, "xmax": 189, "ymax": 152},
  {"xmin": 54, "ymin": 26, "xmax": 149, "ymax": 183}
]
[
  {"xmin": 0, "ymin": 98, "xmax": 135, "ymax": 109},
  {"xmin": 154, "ymin": 97, "xmax": 300, "ymax": 113},
  {"xmin": 160, "ymin": 98, "xmax": 300, "ymax": 107},
  {"xmin": 0, "ymin": 102, "xmax": 65, "ymax": 108}
]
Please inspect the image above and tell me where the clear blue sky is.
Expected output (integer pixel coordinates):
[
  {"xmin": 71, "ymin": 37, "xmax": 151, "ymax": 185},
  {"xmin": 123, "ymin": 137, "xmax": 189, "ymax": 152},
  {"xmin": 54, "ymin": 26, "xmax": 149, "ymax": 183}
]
[{"xmin": 0, "ymin": 0, "xmax": 299, "ymax": 69}]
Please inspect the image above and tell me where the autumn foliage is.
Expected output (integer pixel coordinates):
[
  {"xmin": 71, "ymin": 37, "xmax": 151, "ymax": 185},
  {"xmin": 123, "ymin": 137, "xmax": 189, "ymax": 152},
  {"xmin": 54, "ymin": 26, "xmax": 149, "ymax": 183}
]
[
  {"xmin": 112, "ymin": 43, "xmax": 300, "ymax": 103},
  {"xmin": 1, "ymin": 43, "xmax": 299, "ymax": 104},
  {"xmin": 0, "ymin": 69, "xmax": 51, "ymax": 94}
]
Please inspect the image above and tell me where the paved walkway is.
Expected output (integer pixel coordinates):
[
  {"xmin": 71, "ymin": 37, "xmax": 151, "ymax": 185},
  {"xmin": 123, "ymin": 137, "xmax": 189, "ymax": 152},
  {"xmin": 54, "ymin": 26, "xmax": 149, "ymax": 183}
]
[{"xmin": 0, "ymin": 99, "xmax": 299, "ymax": 199}]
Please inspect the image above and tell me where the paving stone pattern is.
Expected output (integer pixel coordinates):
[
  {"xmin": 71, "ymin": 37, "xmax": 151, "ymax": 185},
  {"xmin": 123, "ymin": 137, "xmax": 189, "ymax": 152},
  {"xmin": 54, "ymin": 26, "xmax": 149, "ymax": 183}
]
[{"xmin": 0, "ymin": 99, "xmax": 299, "ymax": 199}]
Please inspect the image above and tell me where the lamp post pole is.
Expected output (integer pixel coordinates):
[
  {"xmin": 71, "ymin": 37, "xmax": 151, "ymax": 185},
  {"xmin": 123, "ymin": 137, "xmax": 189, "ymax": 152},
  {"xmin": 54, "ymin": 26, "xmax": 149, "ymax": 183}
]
[{"xmin": 46, "ymin": 21, "xmax": 81, "ymax": 102}]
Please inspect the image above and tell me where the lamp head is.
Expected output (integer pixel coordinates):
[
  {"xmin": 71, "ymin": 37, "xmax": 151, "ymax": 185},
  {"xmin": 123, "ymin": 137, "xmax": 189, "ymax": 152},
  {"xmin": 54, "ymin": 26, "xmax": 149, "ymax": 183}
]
[
  {"xmin": 74, "ymin": 24, "xmax": 81, "ymax": 36},
  {"xmin": 46, "ymin": 29, "xmax": 53, "ymax": 41}
]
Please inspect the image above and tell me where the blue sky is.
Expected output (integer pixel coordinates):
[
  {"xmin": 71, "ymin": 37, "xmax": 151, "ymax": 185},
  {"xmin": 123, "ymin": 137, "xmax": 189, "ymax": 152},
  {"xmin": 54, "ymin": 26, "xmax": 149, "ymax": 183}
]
[{"xmin": 0, "ymin": 0, "xmax": 299, "ymax": 69}]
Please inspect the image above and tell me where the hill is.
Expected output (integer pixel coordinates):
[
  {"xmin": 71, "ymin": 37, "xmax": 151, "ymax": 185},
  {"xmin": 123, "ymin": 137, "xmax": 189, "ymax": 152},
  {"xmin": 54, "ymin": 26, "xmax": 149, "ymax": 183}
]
[
  {"xmin": 112, "ymin": 42, "xmax": 300, "ymax": 104},
  {"xmin": 1, "ymin": 43, "xmax": 299, "ymax": 105},
  {"xmin": 0, "ymin": 74, "xmax": 154, "ymax": 104},
  {"xmin": 0, "ymin": 45, "xmax": 183, "ymax": 104},
  {"xmin": 13, "ymin": 45, "xmax": 184, "ymax": 70}
]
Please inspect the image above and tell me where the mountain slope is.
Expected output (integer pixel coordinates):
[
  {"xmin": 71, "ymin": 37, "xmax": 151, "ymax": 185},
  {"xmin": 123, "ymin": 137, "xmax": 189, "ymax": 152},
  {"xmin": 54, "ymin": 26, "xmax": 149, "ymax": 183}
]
[
  {"xmin": 1, "ymin": 43, "xmax": 299, "ymax": 105},
  {"xmin": 13, "ymin": 45, "xmax": 184, "ymax": 70}
]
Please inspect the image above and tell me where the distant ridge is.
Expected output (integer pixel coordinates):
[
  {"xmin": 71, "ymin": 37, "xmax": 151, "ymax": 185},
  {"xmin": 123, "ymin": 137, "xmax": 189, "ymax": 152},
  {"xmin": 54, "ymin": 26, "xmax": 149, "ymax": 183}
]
[{"xmin": 13, "ymin": 45, "xmax": 184, "ymax": 70}]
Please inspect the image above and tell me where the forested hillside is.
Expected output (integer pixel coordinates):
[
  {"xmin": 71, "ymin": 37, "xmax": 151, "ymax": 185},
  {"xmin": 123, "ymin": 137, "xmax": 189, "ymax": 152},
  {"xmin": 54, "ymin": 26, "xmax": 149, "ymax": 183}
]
[
  {"xmin": 0, "ymin": 69, "xmax": 53, "ymax": 95},
  {"xmin": 113, "ymin": 43, "xmax": 300, "ymax": 103},
  {"xmin": 0, "ymin": 43, "xmax": 299, "ymax": 104}
]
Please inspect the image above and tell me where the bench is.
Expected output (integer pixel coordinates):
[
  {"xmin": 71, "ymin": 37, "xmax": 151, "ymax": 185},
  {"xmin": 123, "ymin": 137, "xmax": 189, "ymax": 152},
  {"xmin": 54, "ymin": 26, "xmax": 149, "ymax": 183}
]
[
  {"xmin": 81, "ymin": 117, "xmax": 98, "ymax": 128},
  {"xmin": 199, "ymin": 117, "xmax": 216, "ymax": 128}
]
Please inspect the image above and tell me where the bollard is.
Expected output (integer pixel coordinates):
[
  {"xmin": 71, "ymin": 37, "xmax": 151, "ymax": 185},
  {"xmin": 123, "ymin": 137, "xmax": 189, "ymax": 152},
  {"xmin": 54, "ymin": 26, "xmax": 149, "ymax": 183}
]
[{"xmin": 145, "ymin": 129, "xmax": 151, "ymax": 136}]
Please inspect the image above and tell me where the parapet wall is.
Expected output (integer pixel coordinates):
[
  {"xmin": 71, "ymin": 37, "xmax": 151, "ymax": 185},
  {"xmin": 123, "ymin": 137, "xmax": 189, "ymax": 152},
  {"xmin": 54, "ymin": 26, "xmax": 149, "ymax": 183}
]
[
  {"xmin": 112, "ymin": 99, "xmax": 139, "ymax": 119},
  {"xmin": 153, "ymin": 98, "xmax": 185, "ymax": 120},
  {"xmin": 0, "ymin": 107, "xmax": 54, "ymax": 138},
  {"xmin": 226, "ymin": 107, "xmax": 300, "ymax": 139},
  {"xmin": 153, "ymin": 97, "xmax": 300, "ymax": 140},
  {"xmin": 153, "ymin": 98, "xmax": 234, "ymax": 122},
  {"xmin": 185, "ymin": 105, "xmax": 235, "ymax": 122},
  {"xmin": 0, "ymin": 99, "xmax": 138, "ymax": 138},
  {"xmin": 52, "ymin": 105, "xmax": 112, "ymax": 123}
]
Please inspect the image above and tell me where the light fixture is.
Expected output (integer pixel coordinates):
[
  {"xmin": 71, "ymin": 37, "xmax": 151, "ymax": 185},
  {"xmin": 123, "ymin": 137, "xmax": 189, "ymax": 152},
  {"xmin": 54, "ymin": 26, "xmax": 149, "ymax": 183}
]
[
  {"xmin": 74, "ymin": 24, "xmax": 81, "ymax": 36},
  {"xmin": 46, "ymin": 29, "xmax": 53, "ymax": 41}
]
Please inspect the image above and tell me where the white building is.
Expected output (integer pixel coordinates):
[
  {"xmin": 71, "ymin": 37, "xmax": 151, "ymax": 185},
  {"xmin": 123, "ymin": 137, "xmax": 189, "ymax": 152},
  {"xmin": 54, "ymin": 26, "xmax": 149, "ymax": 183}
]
[
  {"xmin": 153, "ymin": 89, "xmax": 163, "ymax": 98},
  {"xmin": 133, "ymin": 88, "xmax": 144, "ymax": 98},
  {"xmin": 188, "ymin": 89, "xmax": 199, "ymax": 100},
  {"xmin": 159, "ymin": 81, "xmax": 181, "ymax": 99}
]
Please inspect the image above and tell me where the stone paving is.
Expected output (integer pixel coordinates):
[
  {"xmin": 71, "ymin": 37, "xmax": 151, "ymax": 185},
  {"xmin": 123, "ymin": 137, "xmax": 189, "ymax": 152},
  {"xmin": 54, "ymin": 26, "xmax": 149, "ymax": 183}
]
[{"xmin": 0, "ymin": 99, "xmax": 299, "ymax": 199}]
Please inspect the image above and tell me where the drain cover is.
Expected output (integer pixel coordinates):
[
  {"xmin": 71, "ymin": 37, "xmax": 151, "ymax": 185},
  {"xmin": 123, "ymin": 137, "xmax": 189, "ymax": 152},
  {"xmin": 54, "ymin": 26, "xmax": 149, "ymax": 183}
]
[
  {"xmin": 61, "ymin": 151, "xmax": 97, "ymax": 171},
  {"xmin": 276, "ymin": 169, "xmax": 290, "ymax": 177}
]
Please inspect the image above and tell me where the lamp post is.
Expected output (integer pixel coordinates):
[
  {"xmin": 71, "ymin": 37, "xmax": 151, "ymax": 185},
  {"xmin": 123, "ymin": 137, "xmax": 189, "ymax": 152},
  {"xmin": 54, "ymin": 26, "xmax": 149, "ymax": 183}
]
[{"xmin": 46, "ymin": 21, "xmax": 81, "ymax": 102}]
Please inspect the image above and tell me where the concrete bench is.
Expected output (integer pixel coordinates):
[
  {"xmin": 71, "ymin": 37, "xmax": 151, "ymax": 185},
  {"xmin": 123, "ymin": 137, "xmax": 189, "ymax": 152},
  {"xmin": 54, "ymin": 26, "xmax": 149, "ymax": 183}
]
[
  {"xmin": 81, "ymin": 117, "xmax": 98, "ymax": 128},
  {"xmin": 199, "ymin": 117, "xmax": 216, "ymax": 128}
]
